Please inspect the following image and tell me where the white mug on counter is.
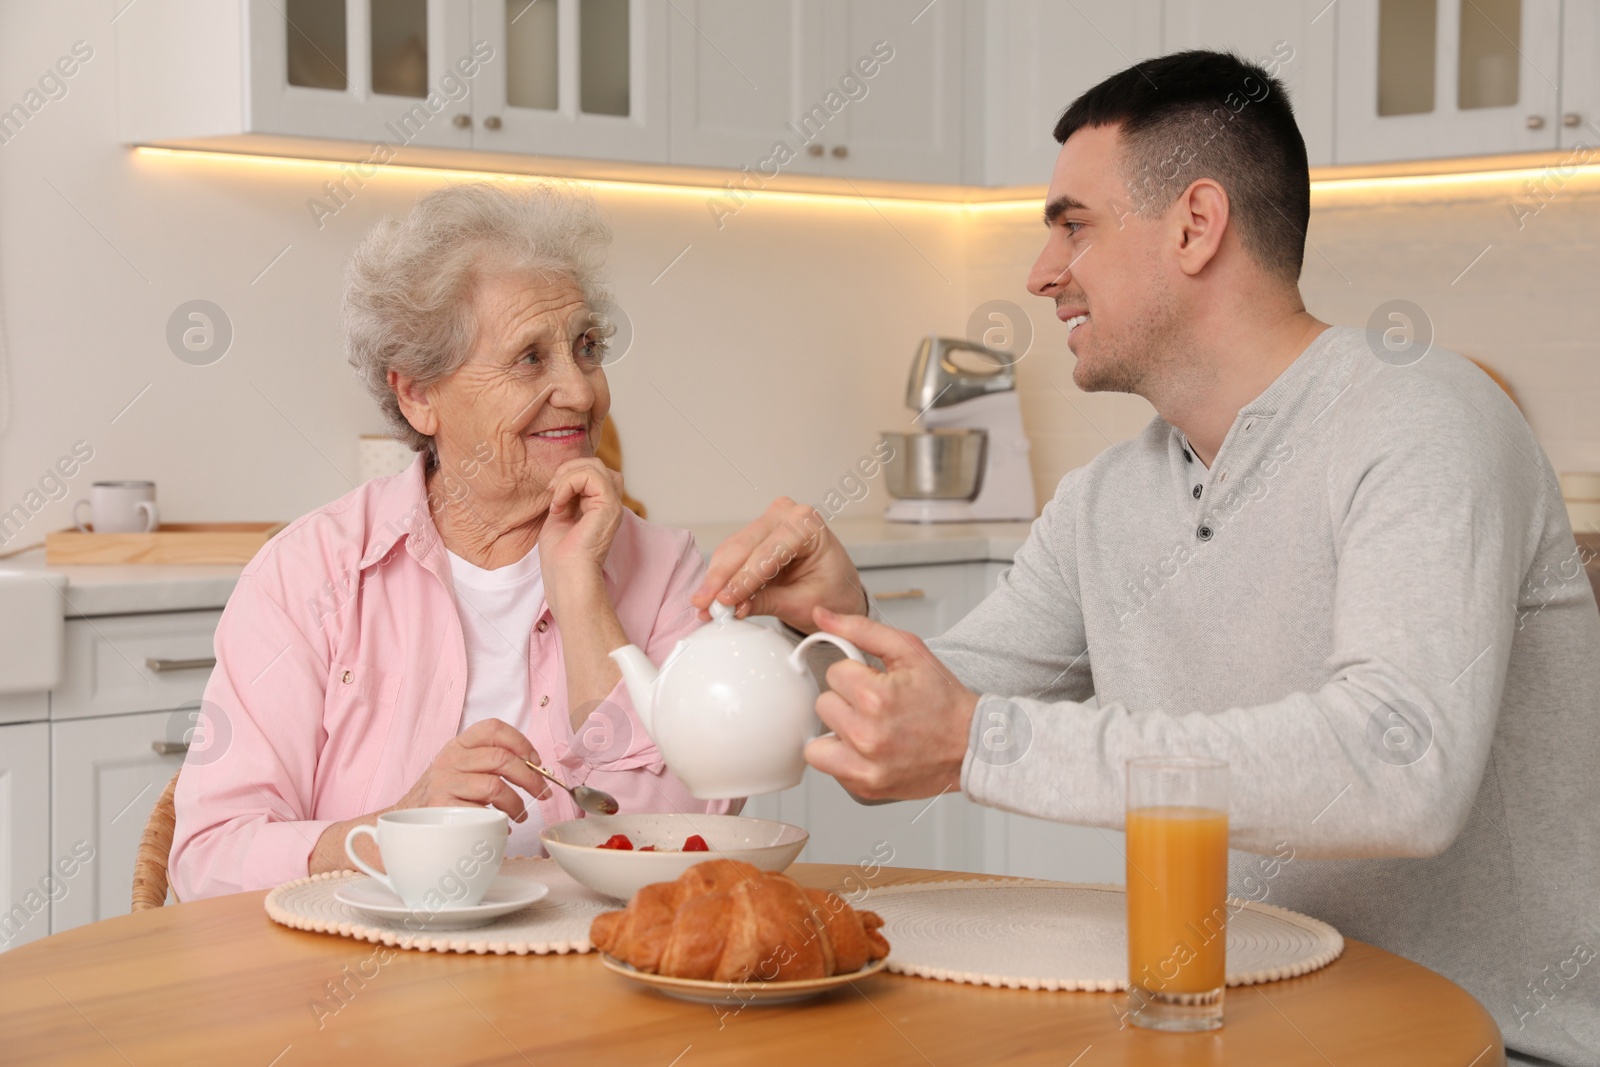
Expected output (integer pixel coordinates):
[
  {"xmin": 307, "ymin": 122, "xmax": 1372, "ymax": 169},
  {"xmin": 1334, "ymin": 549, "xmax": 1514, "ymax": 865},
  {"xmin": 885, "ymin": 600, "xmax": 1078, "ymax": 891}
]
[
  {"xmin": 72, "ymin": 481, "xmax": 158, "ymax": 534},
  {"xmin": 344, "ymin": 808, "xmax": 508, "ymax": 910}
]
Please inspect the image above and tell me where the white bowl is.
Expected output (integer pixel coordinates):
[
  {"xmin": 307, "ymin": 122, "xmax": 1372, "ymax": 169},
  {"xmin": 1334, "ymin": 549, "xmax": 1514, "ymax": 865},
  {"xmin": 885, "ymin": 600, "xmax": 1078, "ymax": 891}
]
[{"xmin": 540, "ymin": 813, "xmax": 807, "ymax": 901}]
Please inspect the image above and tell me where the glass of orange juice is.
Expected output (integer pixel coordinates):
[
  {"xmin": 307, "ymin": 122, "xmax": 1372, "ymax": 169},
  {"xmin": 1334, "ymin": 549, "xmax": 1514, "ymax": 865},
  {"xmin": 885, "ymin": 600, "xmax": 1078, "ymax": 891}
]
[{"xmin": 1125, "ymin": 756, "xmax": 1230, "ymax": 1032}]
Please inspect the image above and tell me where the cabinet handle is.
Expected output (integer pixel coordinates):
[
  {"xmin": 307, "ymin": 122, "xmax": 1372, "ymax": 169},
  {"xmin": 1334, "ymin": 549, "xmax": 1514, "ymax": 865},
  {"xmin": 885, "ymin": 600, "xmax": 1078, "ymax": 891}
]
[
  {"xmin": 452, "ymin": 114, "xmax": 470, "ymax": 128},
  {"xmin": 151, "ymin": 740, "xmax": 190, "ymax": 756},
  {"xmin": 1527, "ymin": 115, "xmax": 1546, "ymax": 129},
  {"xmin": 145, "ymin": 657, "xmax": 216, "ymax": 673},
  {"xmin": 483, "ymin": 116, "xmax": 503, "ymax": 130},
  {"xmin": 831, "ymin": 145, "xmax": 848, "ymax": 158},
  {"xmin": 806, "ymin": 143, "xmax": 824, "ymax": 157},
  {"xmin": 873, "ymin": 588, "xmax": 926, "ymax": 601},
  {"xmin": 1564, "ymin": 113, "xmax": 1582, "ymax": 128}
]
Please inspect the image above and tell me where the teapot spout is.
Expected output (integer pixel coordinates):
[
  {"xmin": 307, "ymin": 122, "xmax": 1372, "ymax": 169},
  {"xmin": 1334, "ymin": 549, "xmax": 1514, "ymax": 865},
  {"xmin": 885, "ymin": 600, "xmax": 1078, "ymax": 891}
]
[{"xmin": 608, "ymin": 644, "xmax": 659, "ymax": 733}]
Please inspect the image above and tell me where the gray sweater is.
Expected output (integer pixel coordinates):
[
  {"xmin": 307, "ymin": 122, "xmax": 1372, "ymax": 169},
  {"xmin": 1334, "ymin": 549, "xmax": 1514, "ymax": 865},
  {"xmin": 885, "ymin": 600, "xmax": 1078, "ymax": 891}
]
[{"xmin": 931, "ymin": 326, "xmax": 1600, "ymax": 1065}]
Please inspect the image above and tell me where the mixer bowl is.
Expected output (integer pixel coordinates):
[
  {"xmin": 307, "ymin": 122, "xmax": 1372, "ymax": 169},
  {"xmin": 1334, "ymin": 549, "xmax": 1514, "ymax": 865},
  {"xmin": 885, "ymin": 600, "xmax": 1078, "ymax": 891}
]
[{"xmin": 881, "ymin": 429, "xmax": 987, "ymax": 500}]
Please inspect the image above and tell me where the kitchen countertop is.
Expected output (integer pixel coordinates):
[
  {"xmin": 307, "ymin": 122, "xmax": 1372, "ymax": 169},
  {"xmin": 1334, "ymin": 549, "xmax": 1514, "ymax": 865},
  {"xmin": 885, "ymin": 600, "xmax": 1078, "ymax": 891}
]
[
  {"xmin": 0, "ymin": 515, "xmax": 1030, "ymax": 618},
  {"xmin": 0, "ymin": 553, "xmax": 243, "ymax": 618}
]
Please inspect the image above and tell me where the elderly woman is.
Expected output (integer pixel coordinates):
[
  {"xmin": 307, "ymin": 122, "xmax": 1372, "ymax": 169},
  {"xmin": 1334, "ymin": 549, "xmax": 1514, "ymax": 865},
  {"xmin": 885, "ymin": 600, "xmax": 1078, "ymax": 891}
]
[{"xmin": 171, "ymin": 182, "xmax": 738, "ymax": 899}]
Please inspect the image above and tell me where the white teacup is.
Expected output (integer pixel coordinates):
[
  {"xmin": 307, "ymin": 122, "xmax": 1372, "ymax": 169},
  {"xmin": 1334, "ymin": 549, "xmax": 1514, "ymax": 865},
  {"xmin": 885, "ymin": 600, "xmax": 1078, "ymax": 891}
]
[
  {"xmin": 73, "ymin": 481, "xmax": 158, "ymax": 534},
  {"xmin": 344, "ymin": 808, "xmax": 508, "ymax": 910}
]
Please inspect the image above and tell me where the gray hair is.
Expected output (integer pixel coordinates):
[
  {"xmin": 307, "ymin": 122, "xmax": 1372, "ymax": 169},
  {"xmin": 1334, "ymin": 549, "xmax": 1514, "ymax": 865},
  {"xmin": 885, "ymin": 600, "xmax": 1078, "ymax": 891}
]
[{"xmin": 342, "ymin": 181, "xmax": 614, "ymax": 454}]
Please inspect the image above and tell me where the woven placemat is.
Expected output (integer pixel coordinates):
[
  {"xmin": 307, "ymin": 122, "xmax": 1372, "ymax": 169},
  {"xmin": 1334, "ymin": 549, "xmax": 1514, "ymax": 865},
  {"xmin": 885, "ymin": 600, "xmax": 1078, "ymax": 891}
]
[
  {"xmin": 864, "ymin": 879, "xmax": 1343, "ymax": 991},
  {"xmin": 264, "ymin": 857, "xmax": 612, "ymax": 955}
]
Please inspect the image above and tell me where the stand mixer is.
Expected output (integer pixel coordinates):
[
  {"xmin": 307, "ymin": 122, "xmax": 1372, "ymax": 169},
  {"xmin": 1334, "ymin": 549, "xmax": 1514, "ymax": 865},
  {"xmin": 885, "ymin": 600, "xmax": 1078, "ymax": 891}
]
[{"xmin": 882, "ymin": 336, "xmax": 1036, "ymax": 523}]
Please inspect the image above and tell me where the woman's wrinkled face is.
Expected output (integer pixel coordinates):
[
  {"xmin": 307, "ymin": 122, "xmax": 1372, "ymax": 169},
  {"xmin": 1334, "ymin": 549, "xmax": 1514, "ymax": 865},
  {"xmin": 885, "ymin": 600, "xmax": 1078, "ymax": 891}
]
[{"xmin": 425, "ymin": 271, "xmax": 611, "ymax": 516}]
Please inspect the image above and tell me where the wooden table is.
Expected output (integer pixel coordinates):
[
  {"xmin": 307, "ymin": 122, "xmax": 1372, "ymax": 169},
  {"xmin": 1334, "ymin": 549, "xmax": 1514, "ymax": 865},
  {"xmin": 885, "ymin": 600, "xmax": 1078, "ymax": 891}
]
[{"xmin": 0, "ymin": 864, "xmax": 1504, "ymax": 1066}]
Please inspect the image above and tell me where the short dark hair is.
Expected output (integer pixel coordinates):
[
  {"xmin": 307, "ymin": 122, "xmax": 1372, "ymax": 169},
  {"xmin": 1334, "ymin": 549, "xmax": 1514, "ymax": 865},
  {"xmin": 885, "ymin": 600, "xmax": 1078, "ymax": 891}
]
[{"xmin": 1054, "ymin": 50, "xmax": 1309, "ymax": 283}]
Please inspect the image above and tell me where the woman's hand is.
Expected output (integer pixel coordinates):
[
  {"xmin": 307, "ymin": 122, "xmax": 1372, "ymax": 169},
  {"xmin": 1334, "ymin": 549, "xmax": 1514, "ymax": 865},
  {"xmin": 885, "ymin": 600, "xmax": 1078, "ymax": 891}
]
[
  {"xmin": 692, "ymin": 497, "xmax": 866, "ymax": 633},
  {"xmin": 535, "ymin": 457, "xmax": 631, "ymax": 730},
  {"xmin": 393, "ymin": 719, "xmax": 552, "ymax": 822},
  {"xmin": 310, "ymin": 719, "xmax": 552, "ymax": 875},
  {"xmin": 538, "ymin": 457, "xmax": 624, "ymax": 617}
]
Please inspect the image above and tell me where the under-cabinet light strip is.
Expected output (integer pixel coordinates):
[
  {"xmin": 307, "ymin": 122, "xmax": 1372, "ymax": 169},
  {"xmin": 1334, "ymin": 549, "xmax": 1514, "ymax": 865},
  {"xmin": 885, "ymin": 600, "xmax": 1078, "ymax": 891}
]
[{"xmin": 133, "ymin": 145, "xmax": 1600, "ymax": 209}]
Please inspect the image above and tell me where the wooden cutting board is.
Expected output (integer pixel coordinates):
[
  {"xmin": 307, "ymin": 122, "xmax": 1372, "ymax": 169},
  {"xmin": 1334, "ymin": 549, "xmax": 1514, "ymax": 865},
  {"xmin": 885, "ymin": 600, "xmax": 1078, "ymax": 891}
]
[{"xmin": 45, "ymin": 522, "xmax": 285, "ymax": 565}]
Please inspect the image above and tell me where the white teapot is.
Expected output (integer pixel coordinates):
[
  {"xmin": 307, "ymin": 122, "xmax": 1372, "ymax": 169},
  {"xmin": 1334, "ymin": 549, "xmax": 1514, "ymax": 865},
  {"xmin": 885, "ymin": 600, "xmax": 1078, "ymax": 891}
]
[{"xmin": 609, "ymin": 602, "xmax": 865, "ymax": 798}]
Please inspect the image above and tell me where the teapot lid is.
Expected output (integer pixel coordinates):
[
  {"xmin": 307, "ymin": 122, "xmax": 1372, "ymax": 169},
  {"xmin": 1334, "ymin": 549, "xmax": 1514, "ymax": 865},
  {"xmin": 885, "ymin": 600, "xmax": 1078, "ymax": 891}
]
[{"xmin": 686, "ymin": 598, "xmax": 768, "ymax": 644}]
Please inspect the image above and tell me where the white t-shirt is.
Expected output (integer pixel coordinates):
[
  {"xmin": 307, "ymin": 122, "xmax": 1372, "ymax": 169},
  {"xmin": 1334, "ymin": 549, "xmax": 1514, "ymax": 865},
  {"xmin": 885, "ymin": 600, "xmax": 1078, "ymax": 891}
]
[{"xmin": 447, "ymin": 545, "xmax": 547, "ymax": 856}]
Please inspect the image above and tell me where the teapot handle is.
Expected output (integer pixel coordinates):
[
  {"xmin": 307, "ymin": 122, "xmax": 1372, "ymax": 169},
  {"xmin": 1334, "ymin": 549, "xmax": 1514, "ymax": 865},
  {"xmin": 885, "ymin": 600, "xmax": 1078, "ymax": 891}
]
[{"xmin": 788, "ymin": 632, "xmax": 866, "ymax": 670}]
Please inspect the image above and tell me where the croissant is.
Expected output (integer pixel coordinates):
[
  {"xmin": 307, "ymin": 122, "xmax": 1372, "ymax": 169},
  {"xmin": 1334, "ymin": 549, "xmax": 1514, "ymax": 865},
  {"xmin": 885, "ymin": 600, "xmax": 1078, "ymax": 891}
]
[{"xmin": 590, "ymin": 859, "xmax": 890, "ymax": 982}]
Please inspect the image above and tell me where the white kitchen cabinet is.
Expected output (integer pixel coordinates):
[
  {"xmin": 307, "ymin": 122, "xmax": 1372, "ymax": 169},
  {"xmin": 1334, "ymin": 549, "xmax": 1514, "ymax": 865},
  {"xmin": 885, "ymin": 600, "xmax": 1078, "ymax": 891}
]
[
  {"xmin": 981, "ymin": 807, "xmax": 1128, "ymax": 886},
  {"xmin": 1335, "ymin": 0, "xmax": 1563, "ymax": 163},
  {"xmin": 249, "ymin": 0, "xmax": 474, "ymax": 147},
  {"xmin": 50, "ymin": 610, "xmax": 222, "ymax": 721},
  {"xmin": 670, "ymin": 0, "xmax": 964, "ymax": 183},
  {"xmin": 0, "ymin": 693, "xmax": 47, "ymax": 729},
  {"xmin": 1559, "ymin": 1, "xmax": 1600, "ymax": 149},
  {"xmin": 470, "ymin": 0, "xmax": 672, "ymax": 163},
  {"xmin": 669, "ymin": 0, "xmax": 826, "ymax": 175},
  {"xmin": 861, "ymin": 562, "xmax": 975, "ymax": 637},
  {"xmin": 815, "ymin": 0, "xmax": 966, "ymax": 183},
  {"xmin": 119, "ymin": 0, "xmax": 668, "ymax": 165},
  {"xmin": 119, "ymin": 0, "xmax": 473, "ymax": 149},
  {"xmin": 0, "ymin": 723, "xmax": 51, "ymax": 953},
  {"xmin": 1161, "ymin": 0, "xmax": 1337, "ymax": 166},
  {"xmin": 51, "ymin": 712, "xmax": 189, "ymax": 934},
  {"xmin": 980, "ymin": 0, "xmax": 1164, "ymax": 186},
  {"xmin": 799, "ymin": 769, "xmax": 984, "ymax": 871}
]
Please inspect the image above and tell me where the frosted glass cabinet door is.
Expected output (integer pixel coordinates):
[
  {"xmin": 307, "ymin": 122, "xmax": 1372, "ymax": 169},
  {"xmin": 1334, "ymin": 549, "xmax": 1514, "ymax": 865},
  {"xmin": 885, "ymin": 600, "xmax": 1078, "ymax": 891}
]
[
  {"xmin": 1161, "ymin": 0, "xmax": 1337, "ymax": 166},
  {"xmin": 0, "ymin": 723, "xmax": 50, "ymax": 953},
  {"xmin": 1335, "ymin": 0, "xmax": 1562, "ymax": 163},
  {"xmin": 248, "ymin": 0, "xmax": 474, "ymax": 147},
  {"xmin": 50, "ymin": 712, "xmax": 189, "ymax": 935},
  {"xmin": 470, "ymin": 0, "xmax": 671, "ymax": 162}
]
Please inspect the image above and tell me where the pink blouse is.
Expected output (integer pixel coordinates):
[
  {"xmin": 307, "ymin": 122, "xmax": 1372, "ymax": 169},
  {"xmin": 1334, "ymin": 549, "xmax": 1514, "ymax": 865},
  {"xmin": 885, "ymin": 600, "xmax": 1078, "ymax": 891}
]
[{"xmin": 170, "ymin": 455, "xmax": 738, "ymax": 899}]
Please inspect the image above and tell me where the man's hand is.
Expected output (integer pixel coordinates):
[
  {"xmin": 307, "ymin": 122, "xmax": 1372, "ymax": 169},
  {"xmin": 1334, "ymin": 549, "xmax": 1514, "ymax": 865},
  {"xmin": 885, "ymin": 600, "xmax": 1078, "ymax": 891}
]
[
  {"xmin": 803, "ymin": 606, "xmax": 980, "ymax": 800},
  {"xmin": 692, "ymin": 497, "xmax": 867, "ymax": 633}
]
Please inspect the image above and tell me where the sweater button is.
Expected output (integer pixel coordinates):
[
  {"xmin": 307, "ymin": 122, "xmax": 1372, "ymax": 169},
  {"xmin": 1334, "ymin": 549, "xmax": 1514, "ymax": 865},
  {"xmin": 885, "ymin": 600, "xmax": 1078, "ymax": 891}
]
[
  {"xmin": 1197, "ymin": 525, "xmax": 1213, "ymax": 541},
  {"xmin": 1192, "ymin": 485, "xmax": 1202, "ymax": 499}
]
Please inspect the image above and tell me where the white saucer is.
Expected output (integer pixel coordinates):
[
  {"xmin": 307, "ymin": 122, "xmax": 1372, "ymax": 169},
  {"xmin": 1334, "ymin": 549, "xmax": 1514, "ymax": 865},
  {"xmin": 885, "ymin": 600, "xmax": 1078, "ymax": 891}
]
[{"xmin": 334, "ymin": 874, "xmax": 549, "ymax": 931}]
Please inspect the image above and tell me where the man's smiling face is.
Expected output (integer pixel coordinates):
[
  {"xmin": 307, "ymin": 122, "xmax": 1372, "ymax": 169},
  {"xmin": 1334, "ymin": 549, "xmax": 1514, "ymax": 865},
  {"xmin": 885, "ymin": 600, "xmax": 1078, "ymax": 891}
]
[{"xmin": 1026, "ymin": 123, "xmax": 1182, "ymax": 397}]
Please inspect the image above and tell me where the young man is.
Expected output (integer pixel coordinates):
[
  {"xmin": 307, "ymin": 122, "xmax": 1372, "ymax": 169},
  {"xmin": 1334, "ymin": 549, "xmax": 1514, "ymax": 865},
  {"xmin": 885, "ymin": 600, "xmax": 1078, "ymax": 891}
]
[{"xmin": 694, "ymin": 51, "xmax": 1600, "ymax": 1064}]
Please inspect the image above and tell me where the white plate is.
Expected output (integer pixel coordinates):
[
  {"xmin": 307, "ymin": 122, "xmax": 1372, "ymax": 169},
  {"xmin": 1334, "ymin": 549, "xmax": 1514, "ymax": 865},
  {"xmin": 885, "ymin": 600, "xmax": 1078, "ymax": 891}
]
[
  {"xmin": 599, "ymin": 954, "xmax": 890, "ymax": 1005},
  {"xmin": 333, "ymin": 874, "xmax": 549, "ymax": 931}
]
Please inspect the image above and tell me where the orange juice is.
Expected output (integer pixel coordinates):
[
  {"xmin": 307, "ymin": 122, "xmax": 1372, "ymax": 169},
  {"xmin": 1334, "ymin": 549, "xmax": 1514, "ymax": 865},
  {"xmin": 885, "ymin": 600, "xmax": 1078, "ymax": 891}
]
[{"xmin": 1126, "ymin": 805, "xmax": 1229, "ymax": 996}]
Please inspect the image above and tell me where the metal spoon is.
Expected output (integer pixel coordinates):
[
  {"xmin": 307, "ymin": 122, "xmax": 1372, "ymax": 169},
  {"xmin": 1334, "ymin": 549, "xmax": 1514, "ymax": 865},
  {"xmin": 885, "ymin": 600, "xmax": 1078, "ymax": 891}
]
[{"xmin": 523, "ymin": 759, "xmax": 620, "ymax": 816}]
